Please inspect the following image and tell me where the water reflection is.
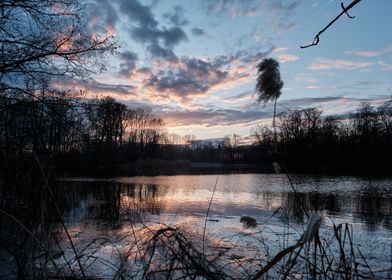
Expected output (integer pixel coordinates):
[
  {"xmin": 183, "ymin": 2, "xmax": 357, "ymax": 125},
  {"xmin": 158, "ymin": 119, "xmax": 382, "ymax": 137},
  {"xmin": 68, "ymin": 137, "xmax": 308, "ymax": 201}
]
[
  {"xmin": 0, "ymin": 174, "xmax": 391, "ymax": 279},
  {"xmin": 54, "ymin": 181, "xmax": 168, "ymax": 223},
  {"xmin": 53, "ymin": 175, "xmax": 392, "ymax": 230},
  {"xmin": 120, "ymin": 184, "xmax": 163, "ymax": 217}
]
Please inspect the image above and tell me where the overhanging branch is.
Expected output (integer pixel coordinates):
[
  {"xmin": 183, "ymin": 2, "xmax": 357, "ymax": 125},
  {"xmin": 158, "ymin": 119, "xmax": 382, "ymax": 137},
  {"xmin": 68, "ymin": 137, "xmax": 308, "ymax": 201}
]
[{"xmin": 300, "ymin": 0, "xmax": 362, "ymax": 49}]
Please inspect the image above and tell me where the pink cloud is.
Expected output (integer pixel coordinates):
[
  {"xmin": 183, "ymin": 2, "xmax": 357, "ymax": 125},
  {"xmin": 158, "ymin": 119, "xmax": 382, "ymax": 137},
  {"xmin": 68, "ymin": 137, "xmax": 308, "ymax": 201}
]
[
  {"xmin": 346, "ymin": 50, "xmax": 381, "ymax": 57},
  {"xmin": 273, "ymin": 47, "xmax": 289, "ymax": 53},
  {"xmin": 278, "ymin": 54, "xmax": 299, "ymax": 63},
  {"xmin": 309, "ymin": 59, "xmax": 373, "ymax": 70}
]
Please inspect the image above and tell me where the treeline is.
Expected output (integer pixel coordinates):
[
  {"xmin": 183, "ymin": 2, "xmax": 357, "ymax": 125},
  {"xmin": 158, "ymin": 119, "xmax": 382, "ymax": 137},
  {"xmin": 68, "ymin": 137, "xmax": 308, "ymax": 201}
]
[
  {"xmin": 0, "ymin": 84, "xmax": 262, "ymax": 176},
  {"xmin": 251, "ymin": 101, "xmax": 392, "ymax": 175},
  {"xmin": 0, "ymin": 87, "xmax": 166, "ymax": 175},
  {"xmin": 2, "ymin": 84, "xmax": 392, "ymax": 176}
]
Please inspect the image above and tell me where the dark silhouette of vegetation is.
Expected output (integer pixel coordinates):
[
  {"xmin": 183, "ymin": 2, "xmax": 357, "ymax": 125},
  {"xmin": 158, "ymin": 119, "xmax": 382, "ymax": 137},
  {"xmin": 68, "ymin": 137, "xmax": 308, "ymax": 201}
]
[
  {"xmin": 255, "ymin": 58, "xmax": 283, "ymax": 147},
  {"xmin": 2, "ymin": 87, "xmax": 392, "ymax": 176},
  {"xmin": 0, "ymin": 0, "xmax": 119, "ymax": 176},
  {"xmin": 0, "ymin": 90, "xmax": 167, "ymax": 176},
  {"xmin": 0, "ymin": 0, "xmax": 117, "ymax": 85},
  {"xmin": 251, "ymin": 101, "xmax": 392, "ymax": 175}
]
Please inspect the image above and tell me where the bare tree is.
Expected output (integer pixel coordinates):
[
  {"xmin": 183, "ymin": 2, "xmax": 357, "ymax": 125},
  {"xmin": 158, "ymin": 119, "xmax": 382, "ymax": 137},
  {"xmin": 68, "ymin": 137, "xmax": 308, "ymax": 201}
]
[
  {"xmin": 0, "ymin": 0, "xmax": 118, "ymax": 90},
  {"xmin": 182, "ymin": 135, "xmax": 196, "ymax": 146},
  {"xmin": 250, "ymin": 124, "xmax": 274, "ymax": 145},
  {"xmin": 84, "ymin": 97, "xmax": 129, "ymax": 146}
]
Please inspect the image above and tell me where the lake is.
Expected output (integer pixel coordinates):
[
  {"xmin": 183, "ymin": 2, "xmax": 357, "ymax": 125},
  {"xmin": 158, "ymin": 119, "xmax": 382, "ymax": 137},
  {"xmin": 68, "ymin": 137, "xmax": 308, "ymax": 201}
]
[
  {"xmin": 1, "ymin": 174, "xmax": 391, "ymax": 279},
  {"xmin": 59, "ymin": 174, "xmax": 392, "ymax": 230}
]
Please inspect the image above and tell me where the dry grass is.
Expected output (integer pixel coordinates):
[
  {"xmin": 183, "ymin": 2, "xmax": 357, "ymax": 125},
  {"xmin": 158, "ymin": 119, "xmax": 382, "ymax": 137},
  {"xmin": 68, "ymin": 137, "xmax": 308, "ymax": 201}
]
[{"xmin": 1, "ymin": 207, "xmax": 391, "ymax": 279}]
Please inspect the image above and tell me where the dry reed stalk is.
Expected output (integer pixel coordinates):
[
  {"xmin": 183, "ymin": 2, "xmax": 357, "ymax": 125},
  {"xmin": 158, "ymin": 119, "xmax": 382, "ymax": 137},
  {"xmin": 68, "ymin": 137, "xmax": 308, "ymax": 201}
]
[{"xmin": 34, "ymin": 152, "xmax": 86, "ymax": 279}]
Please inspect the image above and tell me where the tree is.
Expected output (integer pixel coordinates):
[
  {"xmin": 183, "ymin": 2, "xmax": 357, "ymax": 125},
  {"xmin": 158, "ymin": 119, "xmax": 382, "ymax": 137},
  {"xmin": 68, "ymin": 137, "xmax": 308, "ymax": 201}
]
[
  {"xmin": 255, "ymin": 58, "xmax": 284, "ymax": 149},
  {"xmin": 250, "ymin": 124, "xmax": 274, "ymax": 145},
  {"xmin": 0, "ymin": 0, "xmax": 118, "ymax": 164},
  {"xmin": 84, "ymin": 97, "xmax": 128, "ymax": 147},
  {"xmin": 0, "ymin": 0, "xmax": 118, "ymax": 92},
  {"xmin": 182, "ymin": 135, "xmax": 196, "ymax": 146},
  {"xmin": 378, "ymin": 99, "xmax": 392, "ymax": 141}
]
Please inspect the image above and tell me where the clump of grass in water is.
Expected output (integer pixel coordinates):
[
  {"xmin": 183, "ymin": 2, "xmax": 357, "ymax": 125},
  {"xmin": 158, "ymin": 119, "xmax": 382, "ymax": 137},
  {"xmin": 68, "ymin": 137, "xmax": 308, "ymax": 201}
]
[{"xmin": 240, "ymin": 216, "xmax": 257, "ymax": 228}]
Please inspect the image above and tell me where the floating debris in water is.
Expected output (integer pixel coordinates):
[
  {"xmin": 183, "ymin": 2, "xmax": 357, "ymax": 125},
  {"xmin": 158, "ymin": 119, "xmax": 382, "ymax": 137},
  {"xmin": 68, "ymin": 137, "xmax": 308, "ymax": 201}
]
[{"xmin": 240, "ymin": 216, "xmax": 257, "ymax": 228}]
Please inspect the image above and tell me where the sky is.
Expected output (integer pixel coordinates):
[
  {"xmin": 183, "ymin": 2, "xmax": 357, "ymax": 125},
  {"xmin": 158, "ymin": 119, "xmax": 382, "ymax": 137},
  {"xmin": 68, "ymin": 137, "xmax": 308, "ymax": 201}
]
[{"xmin": 73, "ymin": 0, "xmax": 392, "ymax": 139}]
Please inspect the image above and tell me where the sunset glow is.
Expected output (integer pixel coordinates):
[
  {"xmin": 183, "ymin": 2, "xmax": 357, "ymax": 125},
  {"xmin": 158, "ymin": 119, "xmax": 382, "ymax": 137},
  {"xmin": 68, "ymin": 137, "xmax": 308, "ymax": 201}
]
[{"xmin": 73, "ymin": 0, "xmax": 392, "ymax": 139}]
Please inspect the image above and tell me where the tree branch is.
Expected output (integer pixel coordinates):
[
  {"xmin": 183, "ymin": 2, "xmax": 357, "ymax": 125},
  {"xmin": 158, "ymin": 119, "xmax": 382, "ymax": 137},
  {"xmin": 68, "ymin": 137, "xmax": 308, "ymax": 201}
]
[{"xmin": 300, "ymin": 0, "xmax": 362, "ymax": 49}]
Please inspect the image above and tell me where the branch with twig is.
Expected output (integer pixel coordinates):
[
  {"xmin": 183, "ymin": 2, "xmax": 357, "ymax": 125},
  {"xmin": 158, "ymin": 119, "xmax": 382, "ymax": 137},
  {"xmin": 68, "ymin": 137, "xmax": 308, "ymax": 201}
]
[{"xmin": 300, "ymin": 0, "xmax": 362, "ymax": 49}]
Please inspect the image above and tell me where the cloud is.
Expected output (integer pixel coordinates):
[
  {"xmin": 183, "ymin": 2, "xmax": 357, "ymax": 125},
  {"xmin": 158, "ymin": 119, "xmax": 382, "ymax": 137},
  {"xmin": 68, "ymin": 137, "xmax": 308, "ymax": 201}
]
[
  {"xmin": 309, "ymin": 59, "xmax": 373, "ymax": 70},
  {"xmin": 262, "ymin": 0, "xmax": 300, "ymax": 32},
  {"xmin": 346, "ymin": 45, "xmax": 392, "ymax": 58},
  {"xmin": 191, "ymin": 27, "xmax": 205, "ymax": 36},
  {"xmin": 59, "ymin": 78, "xmax": 136, "ymax": 98},
  {"xmin": 278, "ymin": 96, "xmax": 343, "ymax": 108},
  {"xmin": 130, "ymin": 25, "xmax": 187, "ymax": 48},
  {"xmin": 225, "ymin": 91, "xmax": 253, "ymax": 103},
  {"xmin": 157, "ymin": 108, "xmax": 271, "ymax": 127},
  {"xmin": 273, "ymin": 47, "xmax": 289, "ymax": 53},
  {"xmin": 145, "ymin": 57, "xmax": 229, "ymax": 102},
  {"xmin": 377, "ymin": 61, "xmax": 392, "ymax": 71},
  {"xmin": 119, "ymin": 0, "xmax": 188, "ymax": 61},
  {"xmin": 306, "ymin": 85, "xmax": 323, "ymax": 90},
  {"xmin": 346, "ymin": 50, "xmax": 381, "ymax": 58},
  {"xmin": 204, "ymin": 0, "xmax": 260, "ymax": 18},
  {"xmin": 119, "ymin": 0, "xmax": 157, "ymax": 27},
  {"xmin": 142, "ymin": 48, "xmax": 272, "ymax": 103},
  {"xmin": 278, "ymin": 54, "xmax": 299, "ymax": 63},
  {"xmin": 234, "ymin": 26, "xmax": 272, "ymax": 48},
  {"xmin": 88, "ymin": 0, "xmax": 119, "ymax": 32},
  {"xmin": 118, "ymin": 51, "xmax": 139, "ymax": 78},
  {"xmin": 203, "ymin": 0, "xmax": 300, "ymax": 31},
  {"xmin": 264, "ymin": 0, "xmax": 301, "ymax": 13},
  {"xmin": 162, "ymin": 5, "xmax": 189, "ymax": 26},
  {"xmin": 157, "ymin": 95, "xmax": 392, "ymax": 129},
  {"xmin": 276, "ymin": 95, "xmax": 392, "ymax": 116},
  {"xmin": 295, "ymin": 73, "xmax": 318, "ymax": 84},
  {"xmin": 338, "ymin": 80, "xmax": 382, "ymax": 90},
  {"xmin": 147, "ymin": 44, "xmax": 179, "ymax": 62}
]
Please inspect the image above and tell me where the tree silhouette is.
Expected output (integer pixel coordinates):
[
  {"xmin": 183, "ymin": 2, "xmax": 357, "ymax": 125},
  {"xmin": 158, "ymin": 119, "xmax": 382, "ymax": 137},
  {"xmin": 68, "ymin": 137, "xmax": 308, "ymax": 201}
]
[
  {"xmin": 0, "ymin": 0, "xmax": 118, "ymax": 93},
  {"xmin": 255, "ymin": 58, "xmax": 284, "ymax": 148},
  {"xmin": 0, "ymin": 0, "xmax": 119, "ymax": 163}
]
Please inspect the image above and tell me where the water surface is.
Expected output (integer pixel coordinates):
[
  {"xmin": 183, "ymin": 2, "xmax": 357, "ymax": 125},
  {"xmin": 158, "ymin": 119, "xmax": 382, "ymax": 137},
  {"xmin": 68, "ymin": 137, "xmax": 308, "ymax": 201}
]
[
  {"xmin": 59, "ymin": 174, "xmax": 392, "ymax": 231},
  {"xmin": 4, "ymin": 174, "xmax": 390, "ymax": 278}
]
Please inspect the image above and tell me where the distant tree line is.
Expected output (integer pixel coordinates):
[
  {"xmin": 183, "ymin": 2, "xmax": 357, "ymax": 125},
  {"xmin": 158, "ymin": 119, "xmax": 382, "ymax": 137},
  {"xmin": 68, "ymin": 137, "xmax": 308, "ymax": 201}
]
[
  {"xmin": 0, "ymin": 85, "xmax": 166, "ymax": 175},
  {"xmin": 251, "ymin": 101, "xmax": 392, "ymax": 175},
  {"xmin": 2, "ymin": 84, "xmax": 391, "ymax": 176}
]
